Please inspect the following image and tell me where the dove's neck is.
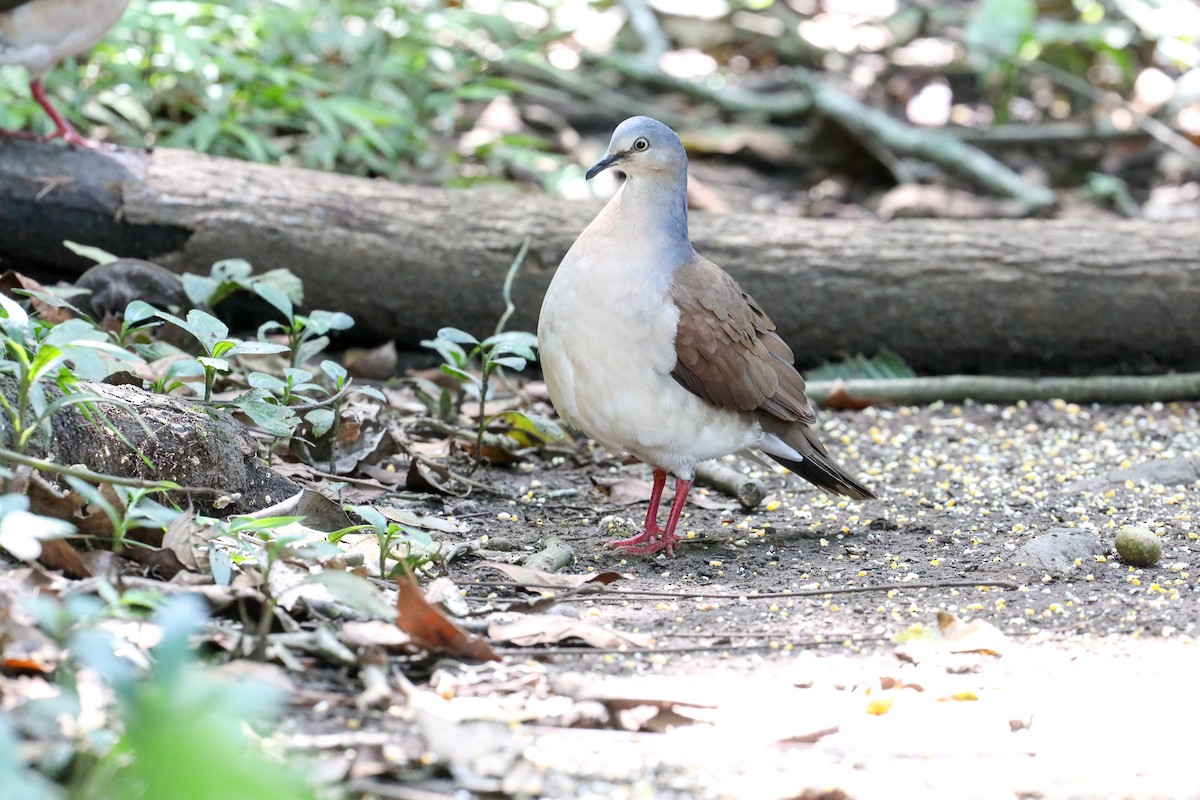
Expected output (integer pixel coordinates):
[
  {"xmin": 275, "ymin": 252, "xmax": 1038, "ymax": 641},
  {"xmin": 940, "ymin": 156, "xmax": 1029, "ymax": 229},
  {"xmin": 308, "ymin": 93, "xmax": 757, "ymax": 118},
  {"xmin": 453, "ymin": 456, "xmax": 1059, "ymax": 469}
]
[{"xmin": 602, "ymin": 170, "xmax": 693, "ymax": 273}]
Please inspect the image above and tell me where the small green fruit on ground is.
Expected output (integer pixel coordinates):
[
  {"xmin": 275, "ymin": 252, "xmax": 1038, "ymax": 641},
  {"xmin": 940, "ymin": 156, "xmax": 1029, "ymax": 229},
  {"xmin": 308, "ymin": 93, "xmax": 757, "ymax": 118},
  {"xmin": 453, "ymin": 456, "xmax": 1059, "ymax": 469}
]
[{"xmin": 1114, "ymin": 525, "xmax": 1162, "ymax": 567}]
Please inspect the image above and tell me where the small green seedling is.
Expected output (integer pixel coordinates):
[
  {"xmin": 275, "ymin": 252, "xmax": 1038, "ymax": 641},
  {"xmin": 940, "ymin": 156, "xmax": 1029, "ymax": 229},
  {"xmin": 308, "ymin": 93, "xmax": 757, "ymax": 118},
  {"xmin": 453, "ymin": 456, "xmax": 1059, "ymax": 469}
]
[
  {"xmin": 153, "ymin": 308, "xmax": 289, "ymax": 402},
  {"xmin": 0, "ymin": 295, "xmax": 138, "ymax": 454},
  {"xmin": 254, "ymin": 283, "xmax": 355, "ymax": 369},
  {"xmin": 422, "ymin": 326, "xmax": 560, "ymax": 470},
  {"xmin": 334, "ymin": 504, "xmax": 439, "ymax": 579}
]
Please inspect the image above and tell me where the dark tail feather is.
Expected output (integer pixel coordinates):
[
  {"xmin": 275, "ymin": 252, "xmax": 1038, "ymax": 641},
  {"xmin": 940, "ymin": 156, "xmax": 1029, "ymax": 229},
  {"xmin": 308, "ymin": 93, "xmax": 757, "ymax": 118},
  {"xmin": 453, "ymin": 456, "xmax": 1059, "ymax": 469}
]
[{"xmin": 767, "ymin": 429, "xmax": 876, "ymax": 501}]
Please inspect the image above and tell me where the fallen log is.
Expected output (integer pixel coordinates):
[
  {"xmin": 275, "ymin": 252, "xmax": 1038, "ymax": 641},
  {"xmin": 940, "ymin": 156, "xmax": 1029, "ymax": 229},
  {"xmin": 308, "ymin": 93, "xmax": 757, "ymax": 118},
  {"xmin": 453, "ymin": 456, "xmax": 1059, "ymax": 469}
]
[{"xmin": 1, "ymin": 139, "xmax": 1198, "ymax": 376}]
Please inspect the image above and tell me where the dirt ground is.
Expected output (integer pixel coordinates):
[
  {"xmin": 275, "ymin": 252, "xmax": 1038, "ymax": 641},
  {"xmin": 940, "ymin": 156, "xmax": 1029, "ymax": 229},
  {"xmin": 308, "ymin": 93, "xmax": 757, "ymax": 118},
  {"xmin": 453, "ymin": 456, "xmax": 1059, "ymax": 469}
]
[{"xmin": 278, "ymin": 399, "xmax": 1200, "ymax": 799}]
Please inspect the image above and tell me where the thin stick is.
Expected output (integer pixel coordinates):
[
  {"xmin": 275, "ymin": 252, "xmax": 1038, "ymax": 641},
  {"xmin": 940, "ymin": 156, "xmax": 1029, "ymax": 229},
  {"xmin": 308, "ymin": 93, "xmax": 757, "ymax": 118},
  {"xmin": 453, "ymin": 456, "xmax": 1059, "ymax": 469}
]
[
  {"xmin": 0, "ymin": 447, "xmax": 228, "ymax": 494},
  {"xmin": 806, "ymin": 372, "xmax": 1200, "ymax": 406},
  {"xmin": 494, "ymin": 235, "xmax": 532, "ymax": 339},
  {"xmin": 467, "ymin": 578, "xmax": 1018, "ymax": 599}
]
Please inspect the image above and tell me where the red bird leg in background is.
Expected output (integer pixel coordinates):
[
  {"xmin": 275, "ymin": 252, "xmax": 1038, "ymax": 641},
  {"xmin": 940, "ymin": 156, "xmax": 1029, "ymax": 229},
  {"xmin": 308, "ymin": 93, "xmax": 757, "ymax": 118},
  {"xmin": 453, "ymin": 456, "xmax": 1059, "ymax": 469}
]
[{"xmin": 28, "ymin": 77, "xmax": 88, "ymax": 146}]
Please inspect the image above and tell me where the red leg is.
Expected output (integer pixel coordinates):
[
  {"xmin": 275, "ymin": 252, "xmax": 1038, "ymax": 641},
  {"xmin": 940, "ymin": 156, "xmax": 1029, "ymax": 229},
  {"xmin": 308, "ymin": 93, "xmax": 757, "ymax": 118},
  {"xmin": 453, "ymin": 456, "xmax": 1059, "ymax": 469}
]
[
  {"xmin": 606, "ymin": 474, "xmax": 692, "ymax": 557},
  {"xmin": 30, "ymin": 78, "xmax": 93, "ymax": 148},
  {"xmin": 603, "ymin": 469, "xmax": 666, "ymax": 551}
]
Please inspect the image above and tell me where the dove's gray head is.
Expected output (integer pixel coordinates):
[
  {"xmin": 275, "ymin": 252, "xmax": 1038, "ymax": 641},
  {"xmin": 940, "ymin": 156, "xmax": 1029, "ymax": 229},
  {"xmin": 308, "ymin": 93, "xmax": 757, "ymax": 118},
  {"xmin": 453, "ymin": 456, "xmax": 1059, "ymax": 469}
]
[{"xmin": 586, "ymin": 116, "xmax": 688, "ymax": 182}]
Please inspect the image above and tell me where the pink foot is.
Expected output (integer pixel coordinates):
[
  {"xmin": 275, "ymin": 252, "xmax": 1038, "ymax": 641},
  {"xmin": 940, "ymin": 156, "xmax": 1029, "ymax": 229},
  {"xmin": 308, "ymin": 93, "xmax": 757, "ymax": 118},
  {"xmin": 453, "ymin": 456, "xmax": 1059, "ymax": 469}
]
[
  {"xmin": 604, "ymin": 528, "xmax": 681, "ymax": 556},
  {"xmin": 601, "ymin": 473, "xmax": 693, "ymax": 558}
]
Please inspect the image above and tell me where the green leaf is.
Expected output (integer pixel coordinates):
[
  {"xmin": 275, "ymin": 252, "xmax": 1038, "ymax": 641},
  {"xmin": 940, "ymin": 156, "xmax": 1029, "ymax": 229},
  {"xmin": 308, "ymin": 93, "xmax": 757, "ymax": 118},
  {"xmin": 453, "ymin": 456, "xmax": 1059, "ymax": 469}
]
[
  {"xmin": 498, "ymin": 410, "xmax": 564, "ymax": 443},
  {"xmin": 347, "ymin": 504, "xmax": 387, "ymax": 531},
  {"xmin": 123, "ymin": 300, "xmax": 161, "ymax": 326},
  {"xmin": 230, "ymin": 394, "xmax": 300, "ymax": 437},
  {"xmin": 309, "ymin": 570, "xmax": 395, "ymax": 619},
  {"xmin": 422, "ymin": 337, "xmax": 467, "ymax": 368},
  {"xmin": 305, "ymin": 408, "xmax": 335, "ymax": 437},
  {"xmin": 964, "ymin": 0, "xmax": 1036, "ymax": 70},
  {"xmin": 295, "ymin": 335, "xmax": 330, "ymax": 366},
  {"xmin": 254, "ymin": 283, "xmax": 294, "ymax": 321},
  {"xmin": 62, "ymin": 240, "xmax": 119, "ymax": 265},
  {"xmin": 300, "ymin": 310, "xmax": 355, "ymax": 335},
  {"xmin": 351, "ymin": 385, "xmax": 386, "ymax": 402},
  {"xmin": 437, "ymin": 327, "xmax": 479, "ymax": 346},
  {"xmin": 804, "ymin": 349, "xmax": 916, "ymax": 382},
  {"xmin": 490, "ymin": 355, "xmax": 528, "ymax": 371},
  {"xmin": 248, "ymin": 372, "xmax": 287, "ymax": 393},
  {"xmin": 156, "ymin": 309, "xmax": 229, "ymax": 355},
  {"xmin": 225, "ymin": 340, "xmax": 290, "ymax": 357},
  {"xmin": 196, "ymin": 356, "xmax": 230, "ymax": 373},
  {"xmin": 320, "ymin": 359, "xmax": 347, "ymax": 387},
  {"xmin": 482, "ymin": 330, "xmax": 538, "ymax": 351},
  {"xmin": 440, "ymin": 364, "xmax": 479, "ymax": 386}
]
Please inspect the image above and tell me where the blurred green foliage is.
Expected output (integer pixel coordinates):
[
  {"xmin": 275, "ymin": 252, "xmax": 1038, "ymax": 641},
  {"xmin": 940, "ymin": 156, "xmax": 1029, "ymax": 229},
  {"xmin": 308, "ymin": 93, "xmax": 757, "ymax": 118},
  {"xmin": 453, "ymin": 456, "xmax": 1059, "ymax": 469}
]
[{"xmin": 0, "ymin": 0, "xmax": 535, "ymax": 179}]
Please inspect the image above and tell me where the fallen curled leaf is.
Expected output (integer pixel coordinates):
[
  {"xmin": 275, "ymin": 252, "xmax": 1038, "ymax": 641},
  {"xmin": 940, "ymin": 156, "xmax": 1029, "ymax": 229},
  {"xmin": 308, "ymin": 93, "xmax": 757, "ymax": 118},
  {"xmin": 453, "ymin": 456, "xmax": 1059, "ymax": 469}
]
[
  {"xmin": 406, "ymin": 458, "xmax": 469, "ymax": 497},
  {"xmin": 939, "ymin": 691, "xmax": 980, "ymax": 702},
  {"xmin": 487, "ymin": 615, "xmax": 653, "ymax": 650},
  {"xmin": 395, "ymin": 570, "xmax": 497, "ymax": 661},
  {"xmin": 163, "ymin": 513, "xmax": 220, "ymax": 572},
  {"xmin": 343, "ymin": 340, "xmax": 398, "ymax": 381},
  {"xmin": 0, "ymin": 270, "xmax": 73, "ymax": 324},
  {"xmin": 477, "ymin": 562, "xmax": 622, "ymax": 591},
  {"xmin": 936, "ymin": 611, "xmax": 1010, "ymax": 656},
  {"xmin": 821, "ymin": 381, "xmax": 882, "ymax": 411}
]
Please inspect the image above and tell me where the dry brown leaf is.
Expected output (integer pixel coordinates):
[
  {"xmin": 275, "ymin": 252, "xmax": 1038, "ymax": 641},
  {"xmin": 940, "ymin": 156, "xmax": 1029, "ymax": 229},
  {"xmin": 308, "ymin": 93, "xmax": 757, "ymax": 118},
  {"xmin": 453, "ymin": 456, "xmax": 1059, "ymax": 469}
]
[
  {"xmin": 406, "ymin": 458, "xmax": 469, "ymax": 497},
  {"xmin": 477, "ymin": 562, "xmax": 622, "ymax": 590},
  {"xmin": 38, "ymin": 539, "xmax": 91, "ymax": 578},
  {"xmin": 0, "ymin": 270, "xmax": 74, "ymax": 324},
  {"xmin": 125, "ymin": 546, "xmax": 188, "ymax": 580},
  {"xmin": 936, "ymin": 611, "xmax": 1010, "ymax": 656},
  {"xmin": 487, "ymin": 615, "xmax": 653, "ymax": 650},
  {"xmin": 340, "ymin": 620, "xmax": 414, "ymax": 650},
  {"xmin": 395, "ymin": 570, "xmax": 497, "ymax": 661},
  {"xmin": 821, "ymin": 381, "xmax": 881, "ymax": 411},
  {"xmin": 163, "ymin": 512, "xmax": 220, "ymax": 571},
  {"xmin": 343, "ymin": 340, "xmax": 398, "ymax": 381}
]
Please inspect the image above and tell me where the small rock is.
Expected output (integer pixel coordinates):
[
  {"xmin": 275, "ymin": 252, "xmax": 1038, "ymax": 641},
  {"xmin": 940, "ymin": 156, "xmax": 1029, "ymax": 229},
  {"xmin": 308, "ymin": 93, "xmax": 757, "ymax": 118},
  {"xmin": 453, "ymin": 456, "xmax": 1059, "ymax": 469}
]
[
  {"xmin": 1114, "ymin": 525, "xmax": 1163, "ymax": 567},
  {"xmin": 1013, "ymin": 528, "xmax": 1104, "ymax": 577},
  {"xmin": 1108, "ymin": 457, "xmax": 1200, "ymax": 487}
]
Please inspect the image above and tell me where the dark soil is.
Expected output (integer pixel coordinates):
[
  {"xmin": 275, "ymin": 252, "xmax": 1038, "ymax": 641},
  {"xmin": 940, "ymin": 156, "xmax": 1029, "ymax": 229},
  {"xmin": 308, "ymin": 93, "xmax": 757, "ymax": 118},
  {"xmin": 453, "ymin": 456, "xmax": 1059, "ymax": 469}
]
[{"xmin": 279, "ymin": 399, "xmax": 1200, "ymax": 799}]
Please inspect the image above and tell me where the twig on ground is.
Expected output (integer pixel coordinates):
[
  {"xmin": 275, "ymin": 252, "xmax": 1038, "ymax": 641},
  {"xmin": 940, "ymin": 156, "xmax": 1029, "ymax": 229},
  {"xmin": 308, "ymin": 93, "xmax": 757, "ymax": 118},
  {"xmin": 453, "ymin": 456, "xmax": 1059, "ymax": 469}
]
[
  {"xmin": 806, "ymin": 372, "xmax": 1200, "ymax": 406},
  {"xmin": 0, "ymin": 447, "xmax": 227, "ymax": 494},
  {"xmin": 493, "ymin": 634, "xmax": 897, "ymax": 657},
  {"xmin": 467, "ymin": 578, "xmax": 1018, "ymax": 600},
  {"xmin": 694, "ymin": 461, "xmax": 766, "ymax": 510}
]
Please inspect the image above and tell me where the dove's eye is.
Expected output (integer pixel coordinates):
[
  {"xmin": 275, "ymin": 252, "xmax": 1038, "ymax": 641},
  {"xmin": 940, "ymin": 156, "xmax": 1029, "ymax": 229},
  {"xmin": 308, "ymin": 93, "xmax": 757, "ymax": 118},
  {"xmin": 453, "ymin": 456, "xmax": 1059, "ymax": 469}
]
[{"xmin": 633, "ymin": 137, "xmax": 650, "ymax": 151}]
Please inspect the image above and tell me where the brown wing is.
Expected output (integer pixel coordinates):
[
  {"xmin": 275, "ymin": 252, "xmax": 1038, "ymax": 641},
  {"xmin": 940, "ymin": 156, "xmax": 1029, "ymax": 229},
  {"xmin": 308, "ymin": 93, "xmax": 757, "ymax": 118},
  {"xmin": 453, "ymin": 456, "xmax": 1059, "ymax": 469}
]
[{"xmin": 670, "ymin": 255, "xmax": 816, "ymax": 425}]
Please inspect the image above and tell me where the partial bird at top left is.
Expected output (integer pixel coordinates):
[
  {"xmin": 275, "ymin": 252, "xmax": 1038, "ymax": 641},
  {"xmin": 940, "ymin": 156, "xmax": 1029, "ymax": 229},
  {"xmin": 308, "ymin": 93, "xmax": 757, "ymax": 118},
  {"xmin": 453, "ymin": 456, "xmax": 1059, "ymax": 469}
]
[{"xmin": 0, "ymin": 0, "xmax": 131, "ymax": 147}]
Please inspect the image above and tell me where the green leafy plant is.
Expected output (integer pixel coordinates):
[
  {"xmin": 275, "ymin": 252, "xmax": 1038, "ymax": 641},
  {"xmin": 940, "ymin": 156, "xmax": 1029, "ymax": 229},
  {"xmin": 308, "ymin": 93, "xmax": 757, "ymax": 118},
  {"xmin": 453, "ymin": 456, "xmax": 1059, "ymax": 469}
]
[
  {"xmin": 254, "ymin": 287, "xmax": 354, "ymax": 369},
  {"xmin": 0, "ymin": 296, "xmax": 137, "ymax": 455},
  {"xmin": 69, "ymin": 596, "xmax": 318, "ymax": 800},
  {"xmin": 62, "ymin": 478, "xmax": 177, "ymax": 554},
  {"xmin": 421, "ymin": 326, "xmax": 560, "ymax": 471},
  {"xmin": 179, "ymin": 259, "xmax": 304, "ymax": 312},
  {"xmin": 333, "ymin": 504, "xmax": 439, "ymax": 579},
  {"xmin": 152, "ymin": 308, "xmax": 289, "ymax": 402}
]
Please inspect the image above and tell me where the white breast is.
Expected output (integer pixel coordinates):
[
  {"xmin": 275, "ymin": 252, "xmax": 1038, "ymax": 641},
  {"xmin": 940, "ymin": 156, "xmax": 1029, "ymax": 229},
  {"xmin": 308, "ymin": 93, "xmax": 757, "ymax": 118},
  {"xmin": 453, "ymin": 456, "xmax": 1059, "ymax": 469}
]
[{"xmin": 538, "ymin": 203, "xmax": 761, "ymax": 478}]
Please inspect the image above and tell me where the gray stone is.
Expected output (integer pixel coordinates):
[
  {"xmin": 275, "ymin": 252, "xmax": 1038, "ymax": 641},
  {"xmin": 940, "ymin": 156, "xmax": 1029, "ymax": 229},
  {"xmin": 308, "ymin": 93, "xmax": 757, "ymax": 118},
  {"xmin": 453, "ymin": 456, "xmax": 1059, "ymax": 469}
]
[
  {"xmin": 1108, "ymin": 457, "xmax": 1200, "ymax": 487},
  {"xmin": 1014, "ymin": 528, "xmax": 1105, "ymax": 577}
]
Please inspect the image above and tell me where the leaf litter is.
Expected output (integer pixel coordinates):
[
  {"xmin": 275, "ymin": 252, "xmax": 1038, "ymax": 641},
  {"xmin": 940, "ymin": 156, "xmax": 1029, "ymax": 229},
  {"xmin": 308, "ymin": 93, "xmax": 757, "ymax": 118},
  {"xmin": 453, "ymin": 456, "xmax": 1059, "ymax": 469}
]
[{"xmin": 1, "ymin": 272, "xmax": 1198, "ymax": 798}]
